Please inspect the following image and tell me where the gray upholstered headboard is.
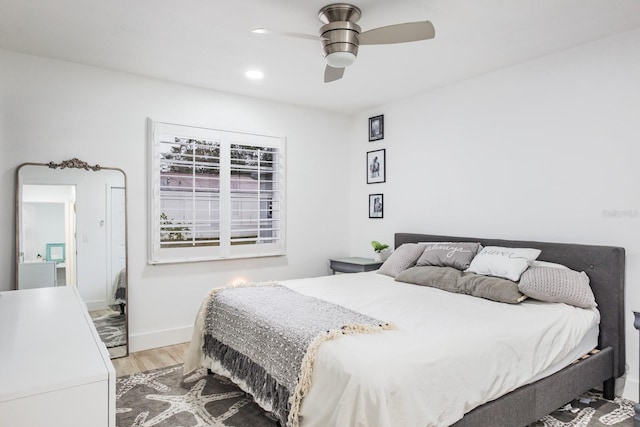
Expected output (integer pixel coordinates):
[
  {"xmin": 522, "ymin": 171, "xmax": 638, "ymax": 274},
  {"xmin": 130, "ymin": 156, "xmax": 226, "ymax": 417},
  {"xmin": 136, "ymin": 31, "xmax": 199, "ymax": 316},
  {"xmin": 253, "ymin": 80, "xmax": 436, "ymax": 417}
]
[{"xmin": 395, "ymin": 232, "xmax": 626, "ymax": 378}]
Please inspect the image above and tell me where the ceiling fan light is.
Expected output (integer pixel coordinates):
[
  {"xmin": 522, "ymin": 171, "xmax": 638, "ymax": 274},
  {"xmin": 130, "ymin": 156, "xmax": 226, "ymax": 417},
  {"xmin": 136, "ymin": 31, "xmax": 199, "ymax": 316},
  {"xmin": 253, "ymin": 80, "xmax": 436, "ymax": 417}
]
[{"xmin": 325, "ymin": 51, "xmax": 356, "ymax": 68}]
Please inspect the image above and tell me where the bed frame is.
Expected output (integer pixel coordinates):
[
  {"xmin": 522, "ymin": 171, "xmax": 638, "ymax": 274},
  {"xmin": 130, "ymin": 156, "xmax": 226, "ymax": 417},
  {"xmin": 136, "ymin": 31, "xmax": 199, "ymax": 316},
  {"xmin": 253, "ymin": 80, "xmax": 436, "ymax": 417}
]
[{"xmin": 395, "ymin": 233, "xmax": 625, "ymax": 427}]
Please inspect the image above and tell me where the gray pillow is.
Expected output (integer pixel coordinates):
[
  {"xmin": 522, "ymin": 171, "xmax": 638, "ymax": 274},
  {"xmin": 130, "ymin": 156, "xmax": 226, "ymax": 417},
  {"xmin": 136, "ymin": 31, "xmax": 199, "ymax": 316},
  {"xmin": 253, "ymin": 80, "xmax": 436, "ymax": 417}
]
[
  {"xmin": 457, "ymin": 272, "xmax": 527, "ymax": 304},
  {"xmin": 518, "ymin": 266, "xmax": 596, "ymax": 308},
  {"xmin": 377, "ymin": 243, "xmax": 425, "ymax": 278},
  {"xmin": 416, "ymin": 242, "xmax": 481, "ymax": 270},
  {"xmin": 396, "ymin": 266, "xmax": 527, "ymax": 304},
  {"xmin": 396, "ymin": 265, "xmax": 463, "ymax": 287}
]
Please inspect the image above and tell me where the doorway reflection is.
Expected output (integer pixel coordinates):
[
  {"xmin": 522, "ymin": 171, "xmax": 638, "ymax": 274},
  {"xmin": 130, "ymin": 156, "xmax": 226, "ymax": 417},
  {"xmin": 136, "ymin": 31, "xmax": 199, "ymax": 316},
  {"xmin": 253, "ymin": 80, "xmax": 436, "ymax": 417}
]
[
  {"xmin": 16, "ymin": 160, "xmax": 128, "ymax": 358},
  {"xmin": 20, "ymin": 184, "xmax": 76, "ymax": 288}
]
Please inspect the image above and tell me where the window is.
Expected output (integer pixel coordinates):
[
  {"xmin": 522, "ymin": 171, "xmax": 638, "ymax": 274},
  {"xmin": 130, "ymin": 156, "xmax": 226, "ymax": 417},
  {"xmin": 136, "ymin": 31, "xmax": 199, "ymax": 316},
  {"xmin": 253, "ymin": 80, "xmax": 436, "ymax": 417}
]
[{"xmin": 148, "ymin": 120, "xmax": 285, "ymax": 264}]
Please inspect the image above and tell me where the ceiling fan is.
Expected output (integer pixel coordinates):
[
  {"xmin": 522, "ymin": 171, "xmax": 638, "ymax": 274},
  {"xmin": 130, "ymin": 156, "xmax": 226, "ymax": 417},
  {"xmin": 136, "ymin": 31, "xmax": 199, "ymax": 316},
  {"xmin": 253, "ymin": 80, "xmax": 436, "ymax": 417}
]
[{"xmin": 253, "ymin": 3, "xmax": 435, "ymax": 83}]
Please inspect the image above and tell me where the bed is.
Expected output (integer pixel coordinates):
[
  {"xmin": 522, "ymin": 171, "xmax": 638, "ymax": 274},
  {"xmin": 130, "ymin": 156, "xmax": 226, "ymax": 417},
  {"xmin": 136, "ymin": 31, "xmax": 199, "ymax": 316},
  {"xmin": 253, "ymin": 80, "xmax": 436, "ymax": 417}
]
[
  {"xmin": 109, "ymin": 268, "xmax": 126, "ymax": 314},
  {"xmin": 185, "ymin": 232, "xmax": 625, "ymax": 427}
]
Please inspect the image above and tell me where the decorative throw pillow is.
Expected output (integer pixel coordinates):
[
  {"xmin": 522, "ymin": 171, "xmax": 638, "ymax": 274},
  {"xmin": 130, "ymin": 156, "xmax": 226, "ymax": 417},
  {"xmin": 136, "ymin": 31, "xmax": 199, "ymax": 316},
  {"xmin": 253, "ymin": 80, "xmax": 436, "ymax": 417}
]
[
  {"xmin": 457, "ymin": 271, "xmax": 527, "ymax": 304},
  {"xmin": 396, "ymin": 265, "xmax": 463, "ymax": 288},
  {"xmin": 518, "ymin": 266, "xmax": 596, "ymax": 308},
  {"xmin": 416, "ymin": 242, "xmax": 481, "ymax": 270},
  {"xmin": 395, "ymin": 266, "xmax": 526, "ymax": 304},
  {"xmin": 377, "ymin": 243, "xmax": 426, "ymax": 278},
  {"xmin": 466, "ymin": 246, "xmax": 541, "ymax": 281},
  {"xmin": 531, "ymin": 260, "xmax": 569, "ymax": 269}
]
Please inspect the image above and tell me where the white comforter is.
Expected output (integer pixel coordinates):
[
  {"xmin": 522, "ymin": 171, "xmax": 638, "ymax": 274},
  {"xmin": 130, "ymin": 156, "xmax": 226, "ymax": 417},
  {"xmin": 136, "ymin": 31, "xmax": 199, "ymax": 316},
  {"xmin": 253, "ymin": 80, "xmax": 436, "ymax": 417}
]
[{"xmin": 188, "ymin": 271, "xmax": 599, "ymax": 427}]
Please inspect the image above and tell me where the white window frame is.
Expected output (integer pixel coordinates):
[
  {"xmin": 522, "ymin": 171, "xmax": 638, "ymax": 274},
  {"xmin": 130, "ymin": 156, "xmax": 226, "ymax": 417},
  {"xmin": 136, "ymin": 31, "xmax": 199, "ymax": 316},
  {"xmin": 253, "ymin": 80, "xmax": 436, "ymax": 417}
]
[{"xmin": 148, "ymin": 119, "xmax": 286, "ymax": 264}]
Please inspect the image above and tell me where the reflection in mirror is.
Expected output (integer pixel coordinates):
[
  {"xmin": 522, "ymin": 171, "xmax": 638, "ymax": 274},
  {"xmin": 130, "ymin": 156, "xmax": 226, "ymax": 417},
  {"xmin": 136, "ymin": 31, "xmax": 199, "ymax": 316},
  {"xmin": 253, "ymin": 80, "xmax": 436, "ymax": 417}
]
[{"xmin": 16, "ymin": 159, "xmax": 128, "ymax": 358}]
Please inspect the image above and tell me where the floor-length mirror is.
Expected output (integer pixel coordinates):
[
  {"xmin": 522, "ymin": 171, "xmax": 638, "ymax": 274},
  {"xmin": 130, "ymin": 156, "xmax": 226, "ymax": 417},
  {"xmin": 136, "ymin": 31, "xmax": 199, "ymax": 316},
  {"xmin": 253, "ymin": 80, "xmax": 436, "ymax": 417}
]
[{"xmin": 16, "ymin": 159, "xmax": 128, "ymax": 358}]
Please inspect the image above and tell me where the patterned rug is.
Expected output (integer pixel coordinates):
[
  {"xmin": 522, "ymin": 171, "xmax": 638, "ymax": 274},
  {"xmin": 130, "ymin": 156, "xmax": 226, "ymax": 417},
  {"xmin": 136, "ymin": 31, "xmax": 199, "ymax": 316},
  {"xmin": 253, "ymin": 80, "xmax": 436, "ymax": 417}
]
[
  {"xmin": 117, "ymin": 365, "xmax": 277, "ymax": 427},
  {"xmin": 92, "ymin": 312, "xmax": 126, "ymax": 348},
  {"xmin": 529, "ymin": 390, "xmax": 635, "ymax": 427},
  {"xmin": 116, "ymin": 364, "xmax": 636, "ymax": 427}
]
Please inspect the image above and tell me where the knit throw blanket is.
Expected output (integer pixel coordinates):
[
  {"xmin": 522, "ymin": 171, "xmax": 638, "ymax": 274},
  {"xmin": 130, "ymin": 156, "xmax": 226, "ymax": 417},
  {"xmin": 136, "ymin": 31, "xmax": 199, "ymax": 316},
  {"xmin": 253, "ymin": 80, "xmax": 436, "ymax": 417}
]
[{"xmin": 200, "ymin": 283, "xmax": 392, "ymax": 427}]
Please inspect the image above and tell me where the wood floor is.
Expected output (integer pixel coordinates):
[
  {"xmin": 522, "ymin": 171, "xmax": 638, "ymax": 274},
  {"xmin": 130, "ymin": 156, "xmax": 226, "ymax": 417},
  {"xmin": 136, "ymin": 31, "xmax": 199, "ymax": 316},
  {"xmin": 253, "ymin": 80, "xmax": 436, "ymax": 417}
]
[{"xmin": 112, "ymin": 342, "xmax": 190, "ymax": 377}]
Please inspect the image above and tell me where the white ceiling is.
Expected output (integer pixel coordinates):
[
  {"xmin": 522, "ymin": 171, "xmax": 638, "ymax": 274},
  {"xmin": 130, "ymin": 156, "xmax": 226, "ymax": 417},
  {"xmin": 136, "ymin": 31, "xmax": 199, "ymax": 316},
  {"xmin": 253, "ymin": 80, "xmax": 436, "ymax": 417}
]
[{"xmin": 2, "ymin": 0, "xmax": 640, "ymax": 114}]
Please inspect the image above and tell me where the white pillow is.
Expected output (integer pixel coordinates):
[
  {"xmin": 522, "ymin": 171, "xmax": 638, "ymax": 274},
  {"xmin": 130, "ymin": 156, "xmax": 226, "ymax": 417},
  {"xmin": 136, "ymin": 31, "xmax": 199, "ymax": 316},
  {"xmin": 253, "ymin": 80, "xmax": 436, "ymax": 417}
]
[{"xmin": 466, "ymin": 246, "xmax": 541, "ymax": 281}]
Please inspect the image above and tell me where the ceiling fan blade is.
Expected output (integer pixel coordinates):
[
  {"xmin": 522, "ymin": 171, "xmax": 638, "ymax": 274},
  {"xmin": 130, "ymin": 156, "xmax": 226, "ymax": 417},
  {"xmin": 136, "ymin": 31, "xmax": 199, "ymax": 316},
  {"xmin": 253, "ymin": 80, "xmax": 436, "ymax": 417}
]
[
  {"xmin": 359, "ymin": 21, "xmax": 435, "ymax": 45},
  {"xmin": 252, "ymin": 28, "xmax": 325, "ymax": 41},
  {"xmin": 324, "ymin": 65, "xmax": 345, "ymax": 83}
]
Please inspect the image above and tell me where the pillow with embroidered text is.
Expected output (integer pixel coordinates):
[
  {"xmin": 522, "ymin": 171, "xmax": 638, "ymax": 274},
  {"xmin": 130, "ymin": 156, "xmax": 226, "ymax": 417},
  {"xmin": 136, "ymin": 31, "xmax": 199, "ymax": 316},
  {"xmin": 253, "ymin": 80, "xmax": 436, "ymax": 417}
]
[
  {"xmin": 416, "ymin": 242, "xmax": 481, "ymax": 270},
  {"xmin": 466, "ymin": 246, "xmax": 541, "ymax": 281}
]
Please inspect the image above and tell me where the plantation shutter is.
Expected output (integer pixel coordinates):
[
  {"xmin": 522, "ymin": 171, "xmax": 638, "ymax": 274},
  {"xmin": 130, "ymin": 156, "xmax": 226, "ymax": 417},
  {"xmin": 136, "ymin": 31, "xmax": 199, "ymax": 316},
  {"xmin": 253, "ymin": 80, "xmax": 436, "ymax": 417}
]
[
  {"xmin": 149, "ymin": 120, "xmax": 286, "ymax": 264},
  {"xmin": 225, "ymin": 132, "xmax": 284, "ymax": 258}
]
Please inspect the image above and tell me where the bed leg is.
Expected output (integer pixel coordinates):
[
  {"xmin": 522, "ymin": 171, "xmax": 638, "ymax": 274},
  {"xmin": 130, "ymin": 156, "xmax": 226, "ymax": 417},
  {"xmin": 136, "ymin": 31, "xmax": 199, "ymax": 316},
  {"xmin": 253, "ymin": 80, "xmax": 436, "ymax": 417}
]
[{"xmin": 603, "ymin": 377, "xmax": 615, "ymax": 400}]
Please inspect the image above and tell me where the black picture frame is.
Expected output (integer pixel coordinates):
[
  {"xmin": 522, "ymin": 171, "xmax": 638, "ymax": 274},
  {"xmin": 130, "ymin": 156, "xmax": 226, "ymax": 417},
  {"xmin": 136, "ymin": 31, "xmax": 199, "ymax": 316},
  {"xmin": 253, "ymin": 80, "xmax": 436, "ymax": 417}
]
[
  {"xmin": 369, "ymin": 194, "xmax": 384, "ymax": 218},
  {"xmin": 368, "ymin": 115, "xmax": 384, "ymax": 141},
  {"xmin": 366, "ymin": 149, "xmax": 386, "ymax": 184}
]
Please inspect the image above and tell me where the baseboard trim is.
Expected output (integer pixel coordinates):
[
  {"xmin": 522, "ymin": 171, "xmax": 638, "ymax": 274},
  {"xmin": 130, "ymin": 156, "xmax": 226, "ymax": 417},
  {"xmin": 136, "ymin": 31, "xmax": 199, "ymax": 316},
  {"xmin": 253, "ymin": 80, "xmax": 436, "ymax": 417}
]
[
  {"xmin": 622, "ymin": 377, "xmax": 638, "ymax": 402},
  {"xmin": 129, "ymin": 325, "xmax": 193, "ymax": 353},
  {"xmin": 85, "ymin": 299, "xmax": 108, "ymax": 311}
]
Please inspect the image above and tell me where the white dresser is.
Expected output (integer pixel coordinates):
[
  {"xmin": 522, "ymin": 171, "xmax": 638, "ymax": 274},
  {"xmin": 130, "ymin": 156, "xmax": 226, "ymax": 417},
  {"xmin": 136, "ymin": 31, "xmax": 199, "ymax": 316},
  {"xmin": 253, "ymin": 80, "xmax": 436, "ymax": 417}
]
[
  {"xmin": 0, "ymin": 286, "xmax": 115, "ymax": 427},
  {"xmin": 18, "ymin": 261, "xmax": 57, "ymax": 288}
]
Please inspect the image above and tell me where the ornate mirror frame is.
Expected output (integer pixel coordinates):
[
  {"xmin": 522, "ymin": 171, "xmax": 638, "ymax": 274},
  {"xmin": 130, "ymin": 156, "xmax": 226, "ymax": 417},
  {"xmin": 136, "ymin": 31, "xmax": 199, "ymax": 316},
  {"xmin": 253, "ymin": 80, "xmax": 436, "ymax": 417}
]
[{"xmin": 15, "ymin": 158, "xmax": 129, "ymax": 358}]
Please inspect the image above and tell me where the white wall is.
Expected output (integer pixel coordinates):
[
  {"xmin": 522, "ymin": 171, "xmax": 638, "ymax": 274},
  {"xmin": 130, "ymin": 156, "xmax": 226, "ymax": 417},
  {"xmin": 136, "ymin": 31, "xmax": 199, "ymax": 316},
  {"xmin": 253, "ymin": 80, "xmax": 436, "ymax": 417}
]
[
  {"xmin": 2, "ymin": 25, "xmax": 638, "ymax": 401},
  {"xmin": 0, "ymin": 49, "xmax": 352, "ymax": 350},
  {"xmin": 22, "ymin": 202, "xmax": 65, "ymax": 261},
  {"xmin": 349, "ymin": 29, "xmax": 640, "ymax": 399}
]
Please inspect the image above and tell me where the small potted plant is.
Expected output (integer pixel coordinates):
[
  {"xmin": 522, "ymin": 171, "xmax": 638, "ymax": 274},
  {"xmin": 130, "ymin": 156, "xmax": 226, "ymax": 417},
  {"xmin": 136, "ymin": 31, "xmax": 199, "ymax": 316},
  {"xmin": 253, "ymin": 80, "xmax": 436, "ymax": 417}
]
[{"xmin": 371, "ymin": 240, "xmax": 390, "ymax": 262}]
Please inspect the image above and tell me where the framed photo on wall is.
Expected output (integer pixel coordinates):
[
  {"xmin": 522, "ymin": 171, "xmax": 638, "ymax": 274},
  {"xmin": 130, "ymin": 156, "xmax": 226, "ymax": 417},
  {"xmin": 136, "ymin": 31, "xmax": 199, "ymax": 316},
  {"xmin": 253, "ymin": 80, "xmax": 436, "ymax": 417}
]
[
  {"xmin": 369, "ymin": 115, "xmax": 384, "ymax": 141},
  {"xmin": 367, "ymin": 149, "xmax": 386, "ymax": 184},
  {"xmin": 46, "ymin": 243, "xmax": 65, "ymax": 262},
  {"xmin": 369, "ymin": 194, "xmax": 384, "ymax": 218}
]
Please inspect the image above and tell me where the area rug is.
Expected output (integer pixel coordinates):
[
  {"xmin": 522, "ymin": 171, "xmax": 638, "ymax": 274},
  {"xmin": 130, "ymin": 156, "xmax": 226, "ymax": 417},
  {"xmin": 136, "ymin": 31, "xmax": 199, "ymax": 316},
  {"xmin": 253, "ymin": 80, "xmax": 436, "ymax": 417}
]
[
  {"xmin": 529, "ymin": 389, "xmax": 635, "ymax": 427},
  {"xmin": 92, "ymin": 312, "xmax": 126, "ymax": 348},
  {"xmin": 116, "ymin": 364, "xmax": 635, "ymax": 427},
  {"xmin": 117, "ymin": 365, "xmax": 277, "ymax": 427}
]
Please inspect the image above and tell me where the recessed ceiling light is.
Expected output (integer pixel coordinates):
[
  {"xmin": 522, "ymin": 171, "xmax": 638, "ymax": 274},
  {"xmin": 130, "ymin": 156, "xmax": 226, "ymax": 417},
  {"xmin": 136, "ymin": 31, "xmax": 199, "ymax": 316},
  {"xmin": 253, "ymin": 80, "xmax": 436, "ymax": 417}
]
[{"xmin": 245, "ymin": 69, "xmax": 264, "ymax": 80}]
